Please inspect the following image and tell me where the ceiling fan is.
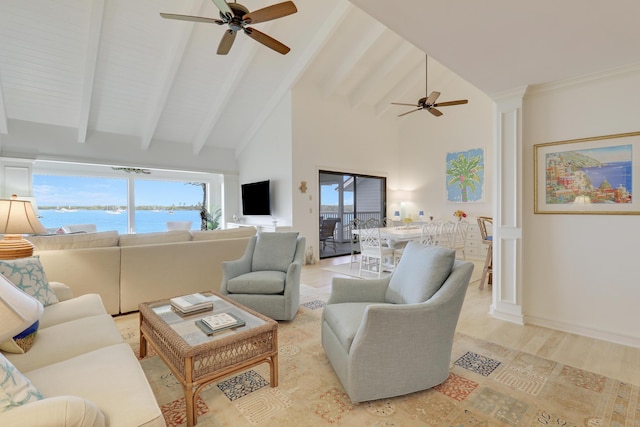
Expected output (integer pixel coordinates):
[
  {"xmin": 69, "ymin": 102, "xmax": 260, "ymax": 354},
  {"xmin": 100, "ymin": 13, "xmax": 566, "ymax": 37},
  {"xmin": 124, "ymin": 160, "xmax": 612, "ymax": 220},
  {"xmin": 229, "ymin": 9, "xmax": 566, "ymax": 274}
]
[
  {"xmin": 160, "ymin": 0, "xmax": 297, "ymax": 55},
  {"xmin": 392, "ymin": 54, "xmax": 468, "ymax": 117}
]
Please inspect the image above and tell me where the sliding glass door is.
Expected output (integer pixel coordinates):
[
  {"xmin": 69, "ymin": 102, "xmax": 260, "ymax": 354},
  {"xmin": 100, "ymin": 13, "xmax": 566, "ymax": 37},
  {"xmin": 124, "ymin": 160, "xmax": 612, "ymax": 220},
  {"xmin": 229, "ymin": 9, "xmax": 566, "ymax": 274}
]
[{"xmin": 319, "ymin": 171, "xmax": 386, "ymax": 259}]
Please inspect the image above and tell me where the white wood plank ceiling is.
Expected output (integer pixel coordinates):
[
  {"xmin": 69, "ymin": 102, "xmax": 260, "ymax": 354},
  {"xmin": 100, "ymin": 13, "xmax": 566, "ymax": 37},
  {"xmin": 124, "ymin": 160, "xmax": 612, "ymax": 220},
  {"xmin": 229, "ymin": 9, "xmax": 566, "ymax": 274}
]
[{"xmin": 1, "ymin": 0, "xmax": 639, "ymax": 157}]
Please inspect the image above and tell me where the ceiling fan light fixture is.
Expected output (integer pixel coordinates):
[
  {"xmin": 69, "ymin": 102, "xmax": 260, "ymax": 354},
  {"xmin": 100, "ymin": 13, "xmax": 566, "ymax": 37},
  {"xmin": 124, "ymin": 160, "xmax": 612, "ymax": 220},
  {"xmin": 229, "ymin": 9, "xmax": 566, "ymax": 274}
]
[
  {"xmin": 161, "ymin": 1, "xmax": 297, "ymax": 55},
  {"xmin": 391, "ymin": 54, "xmax": 468, "ymax": 117}
]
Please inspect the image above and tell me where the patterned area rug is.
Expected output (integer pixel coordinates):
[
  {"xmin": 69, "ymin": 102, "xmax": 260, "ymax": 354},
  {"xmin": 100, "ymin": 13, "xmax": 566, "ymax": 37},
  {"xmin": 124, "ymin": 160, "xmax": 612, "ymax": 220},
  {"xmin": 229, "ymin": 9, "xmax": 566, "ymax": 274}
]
[{"xmin": 115, "ymin": 287, "xmax": 639, "ymax": 426}]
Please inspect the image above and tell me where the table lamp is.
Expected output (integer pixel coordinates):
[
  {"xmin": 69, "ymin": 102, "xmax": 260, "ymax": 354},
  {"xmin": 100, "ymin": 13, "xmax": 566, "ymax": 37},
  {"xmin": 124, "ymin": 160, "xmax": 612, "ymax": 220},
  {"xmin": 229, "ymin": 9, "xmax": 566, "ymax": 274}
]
[
  {"xmin": 0, "ymin": 274, "xmax": 43, "ymax": 342},
  {"xmin": 0, "ymin": 194, "xmax": 47, "ymax": 260}
]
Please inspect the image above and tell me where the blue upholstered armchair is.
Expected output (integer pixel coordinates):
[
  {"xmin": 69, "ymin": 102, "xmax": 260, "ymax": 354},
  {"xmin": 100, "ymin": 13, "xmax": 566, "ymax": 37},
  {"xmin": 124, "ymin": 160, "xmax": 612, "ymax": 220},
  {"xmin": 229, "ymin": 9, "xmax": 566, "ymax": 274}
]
[
  {"xmin": 321, "ymin": 242, "xmax": 474, "ymax": 403},
  {"xmin": 220, "ymin": 232, "xmax": 305, "ymax": 321}
]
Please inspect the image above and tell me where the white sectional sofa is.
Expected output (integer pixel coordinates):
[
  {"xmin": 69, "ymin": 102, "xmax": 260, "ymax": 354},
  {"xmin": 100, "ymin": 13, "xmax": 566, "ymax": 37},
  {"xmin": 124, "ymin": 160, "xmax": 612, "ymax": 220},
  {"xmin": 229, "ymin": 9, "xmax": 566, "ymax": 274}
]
[
  {"xmin": 0, "ymin": 282, "xmax": 165, "ymax": 426},
  {"xmin": 26, "ymin": 227, "xmax": 257, "ymax": 314}
]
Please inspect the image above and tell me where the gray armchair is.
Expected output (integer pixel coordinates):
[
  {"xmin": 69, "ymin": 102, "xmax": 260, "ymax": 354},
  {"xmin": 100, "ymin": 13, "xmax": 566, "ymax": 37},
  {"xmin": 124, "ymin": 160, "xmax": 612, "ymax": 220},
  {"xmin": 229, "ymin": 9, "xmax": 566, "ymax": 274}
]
[
  {"xmin": 220, "ymin": 232, "xmax": 305, "ymax": 321},
  {"xmin": 321, "ymin": 242, "xmax": 474, "ymax": 403}
]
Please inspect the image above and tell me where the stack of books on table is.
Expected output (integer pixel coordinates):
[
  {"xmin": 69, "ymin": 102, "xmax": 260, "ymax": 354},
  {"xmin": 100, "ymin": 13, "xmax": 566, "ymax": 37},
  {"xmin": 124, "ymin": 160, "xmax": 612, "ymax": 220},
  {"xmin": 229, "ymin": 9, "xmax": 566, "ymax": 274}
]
[
  {"xmin": 196, "ymin": 312, "xmax": 246, "ymax": 335},
  {"xmin": 170, "ymin": 293, "xmax": 213, "ymax": 315}
]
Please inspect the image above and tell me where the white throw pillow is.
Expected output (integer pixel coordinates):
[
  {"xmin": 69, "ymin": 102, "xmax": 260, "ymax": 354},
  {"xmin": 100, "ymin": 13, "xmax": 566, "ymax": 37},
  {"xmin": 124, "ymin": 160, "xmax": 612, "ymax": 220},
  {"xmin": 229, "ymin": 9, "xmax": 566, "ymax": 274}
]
[
  {"xmin": 0, "ymin": 256, "xmax": 58, "ymax": 306},
  {"xmin": 0, "ymin": 352, "xmax": 44, "ymax": 412}
]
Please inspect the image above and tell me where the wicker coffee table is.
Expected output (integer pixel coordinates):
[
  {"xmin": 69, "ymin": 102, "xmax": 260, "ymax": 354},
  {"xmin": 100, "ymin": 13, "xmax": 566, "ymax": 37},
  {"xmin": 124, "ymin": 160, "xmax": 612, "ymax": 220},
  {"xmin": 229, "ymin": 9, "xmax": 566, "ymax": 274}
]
[{"xmin": 139, "ymin": 291, "xmax": 278, "ymax": 426}]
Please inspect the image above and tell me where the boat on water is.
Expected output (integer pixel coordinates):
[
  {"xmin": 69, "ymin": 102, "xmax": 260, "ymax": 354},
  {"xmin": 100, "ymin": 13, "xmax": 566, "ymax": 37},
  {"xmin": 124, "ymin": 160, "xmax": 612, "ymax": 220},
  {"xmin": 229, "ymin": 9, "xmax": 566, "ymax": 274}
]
[
  {"xmin": 56, "ymin": 206, "xmax": 77, "ymax": 212},
  {"xmin": 105, "ymin": 207, "xmax": 126, "ymax": 214}
]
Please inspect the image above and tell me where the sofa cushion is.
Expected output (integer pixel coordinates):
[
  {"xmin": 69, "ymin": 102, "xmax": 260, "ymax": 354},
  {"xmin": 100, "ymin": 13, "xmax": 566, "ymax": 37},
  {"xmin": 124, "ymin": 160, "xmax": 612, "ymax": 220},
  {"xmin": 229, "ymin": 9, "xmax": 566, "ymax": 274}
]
[
  {"xmin": 5, "ymin": 314, "xmax": 124, "ymax": 373},
  {"xmin": 26, "ymin": 343, "xmax": 164, "ymax": 427},
  {"xmin": 385, "ymin": 242, "xmax": 455, "ymax": 304},
  {"xmin": 0, "ymin": 256, "xmax": 58, "ymax": 306},
  {"xmin": 0, "ymin": 351, "xmax": 44, "ymax": 412},
  {"xmin": 227, "ymin": 271, "xmax": 286, "ymax": 294},
  {"xmin": 323, "ymin": 302, "xmax": 372, "ymax": 352},
  {"xmin": 26, "ymin": 231, "xmax": 119, "ymax": 250},
  {"xmin": 39, "ymin": 294, "xmax": 107, "ymax": 329},
  {"xmin": 0, "ymin": 396, "xmax": 106, "ymax": 427},
  {"xmin": 117, "ymin": 230, "xmax": 192, "ymax": 246},
  {"xmin": 251, "ymin": 232, "xmax": 299, "ymax": 272},
  {"xmin": 191, "ymin": 227, "xmax": 257, "ymax": 241}
]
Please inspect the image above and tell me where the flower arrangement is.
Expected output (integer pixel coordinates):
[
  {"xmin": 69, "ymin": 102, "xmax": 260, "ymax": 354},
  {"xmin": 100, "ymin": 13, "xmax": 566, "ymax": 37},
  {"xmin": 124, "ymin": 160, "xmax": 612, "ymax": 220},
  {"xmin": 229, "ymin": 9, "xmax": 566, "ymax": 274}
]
[
  {"xmin": 453, "ymin": 210, "xmax": 467, "ymax": 220},
  {"xmin": 403, "ymin": 217, "xmax": 413, "ymax": 224}
]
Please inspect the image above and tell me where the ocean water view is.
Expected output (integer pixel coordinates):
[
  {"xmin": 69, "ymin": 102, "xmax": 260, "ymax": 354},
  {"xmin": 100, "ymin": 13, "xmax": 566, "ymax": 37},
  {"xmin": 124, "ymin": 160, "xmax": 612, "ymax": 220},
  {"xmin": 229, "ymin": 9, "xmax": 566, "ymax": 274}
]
[
  {"xmin": 581, "ymin": 161, "xmax": 632, "ymax": 192},
  {"xmin": 38, "ymin": 209, "xmax": 202, "ymax": 234}
]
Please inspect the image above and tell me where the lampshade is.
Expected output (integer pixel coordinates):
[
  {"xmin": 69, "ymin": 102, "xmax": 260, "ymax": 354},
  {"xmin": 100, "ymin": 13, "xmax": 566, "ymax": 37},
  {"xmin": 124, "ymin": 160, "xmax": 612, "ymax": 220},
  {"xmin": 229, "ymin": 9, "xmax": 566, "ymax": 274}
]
[
  {"xmin": 0, "ymin": 273, "xmax": 43, "ymax": 342},
  {"xmin": 393, "ymin": 211, "xmax": 400, "ymax": 219},
  {"xmin": 0, "ymin": 194, "xmax": 47, "ymax": 260}
]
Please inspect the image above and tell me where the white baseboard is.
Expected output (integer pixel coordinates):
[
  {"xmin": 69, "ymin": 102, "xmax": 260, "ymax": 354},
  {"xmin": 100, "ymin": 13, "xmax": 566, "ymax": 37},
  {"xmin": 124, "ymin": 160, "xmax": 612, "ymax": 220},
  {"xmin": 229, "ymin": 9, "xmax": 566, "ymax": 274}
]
[{"xmin": 525, "ymin": 314, "xmax": 640, "ymax": 349}]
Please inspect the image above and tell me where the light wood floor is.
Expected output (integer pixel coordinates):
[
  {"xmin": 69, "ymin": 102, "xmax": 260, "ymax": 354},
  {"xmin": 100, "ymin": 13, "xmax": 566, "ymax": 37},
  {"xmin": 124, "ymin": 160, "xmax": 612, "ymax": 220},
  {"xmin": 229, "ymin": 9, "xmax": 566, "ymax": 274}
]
[{"xmin": 305, "ymin": 255, "xmax": 640, "ymax": 386}]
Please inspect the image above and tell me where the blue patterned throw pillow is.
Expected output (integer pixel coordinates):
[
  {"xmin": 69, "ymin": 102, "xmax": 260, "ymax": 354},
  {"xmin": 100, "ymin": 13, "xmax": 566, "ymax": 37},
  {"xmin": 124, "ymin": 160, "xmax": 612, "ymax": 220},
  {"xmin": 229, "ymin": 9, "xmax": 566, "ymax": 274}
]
[
  {"xmin": 0, "ymin": 256, "xmax": 58, "ymax": 306},
  {"xmin": 0, "ymin": 352, "xmax": 44, "ymax": 412}
]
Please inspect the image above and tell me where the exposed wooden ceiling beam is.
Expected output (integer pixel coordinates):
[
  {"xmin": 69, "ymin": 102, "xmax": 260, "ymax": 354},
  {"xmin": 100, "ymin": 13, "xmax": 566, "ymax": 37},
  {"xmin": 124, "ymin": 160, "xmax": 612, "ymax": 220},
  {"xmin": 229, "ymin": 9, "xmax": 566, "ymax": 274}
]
[
  {"xmin": 236, "ymin": 1, "xmax": 354, "ymax": 155},
  {"xmin": 191, "ymin": 41, "xmax": 257, "ymax": 155},
  {"xmin": 140, "ymin": 0, "xmax": 204, "ymax": 150},
  {"xmin": 77, "ymin": 0, "xmax": 104, "ymax": 143},
  {"xmin": 374, "ymin": 59, "xmax": 424, "ymax": 117},
  {"xmin": 348, "ymin": 40, "xmax": 418, "ymax": 109},
  {"xmin": 320, "ymin": 8, "xmax": 386, "ymax": 96}
]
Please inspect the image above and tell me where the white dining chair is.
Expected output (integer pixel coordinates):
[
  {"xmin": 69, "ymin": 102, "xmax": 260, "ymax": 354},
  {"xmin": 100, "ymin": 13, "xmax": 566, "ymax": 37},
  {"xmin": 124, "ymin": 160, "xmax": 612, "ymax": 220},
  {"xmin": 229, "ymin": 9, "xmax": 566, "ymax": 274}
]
[
  {"xmin": 358, "ymin": 226, "xmax": 396, "ymax": 278},
  {"xmin": 438, "ymin": 221, "xmax": 457, "ymax": 248},
  {"xmin": 450, "ymin": 220, "xmax": 469, "ymax": 259},
  {"xmin": 392, "ymin": 221, "xmax": 439, "ymax": 264}
]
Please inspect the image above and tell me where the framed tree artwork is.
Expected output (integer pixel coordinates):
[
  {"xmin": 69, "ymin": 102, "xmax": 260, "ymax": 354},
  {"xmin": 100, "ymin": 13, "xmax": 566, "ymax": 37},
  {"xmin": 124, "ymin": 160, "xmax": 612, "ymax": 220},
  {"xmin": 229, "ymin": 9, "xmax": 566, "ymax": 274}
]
[
  {"xmin": 446, "ymin": 148, "xmax": 484, "ymax": 203},
  {"xmin": 534, "ymin": 131, "xmax": 640, "ymax": 215}
]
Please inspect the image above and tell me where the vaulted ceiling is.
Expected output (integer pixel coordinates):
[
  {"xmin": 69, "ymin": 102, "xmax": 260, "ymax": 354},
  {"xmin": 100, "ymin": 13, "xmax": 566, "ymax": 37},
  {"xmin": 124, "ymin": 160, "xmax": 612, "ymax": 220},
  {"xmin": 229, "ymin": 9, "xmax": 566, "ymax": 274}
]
[{"xmin": 1, "ymin": 0, "xmax": 639, "ymax": 159}]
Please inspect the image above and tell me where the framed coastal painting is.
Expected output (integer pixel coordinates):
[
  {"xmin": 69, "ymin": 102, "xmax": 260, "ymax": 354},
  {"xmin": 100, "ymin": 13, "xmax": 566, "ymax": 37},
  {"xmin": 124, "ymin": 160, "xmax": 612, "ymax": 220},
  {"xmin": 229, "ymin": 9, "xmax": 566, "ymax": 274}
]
[
  {"xmin": 534, "ymin": 131, "xmax": 640, "ymax": 215},
  {"xmin": 446, "ymin": 148, "xmax": 484, "ymax": 203}
]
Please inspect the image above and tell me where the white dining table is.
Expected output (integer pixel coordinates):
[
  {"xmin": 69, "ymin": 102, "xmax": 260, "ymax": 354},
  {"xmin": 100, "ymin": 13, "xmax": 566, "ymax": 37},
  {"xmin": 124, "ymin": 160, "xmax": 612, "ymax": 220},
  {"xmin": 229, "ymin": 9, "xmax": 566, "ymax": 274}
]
[{"xmin": 353, "ymin": 226, "xmax": 423, "ymax": 248}]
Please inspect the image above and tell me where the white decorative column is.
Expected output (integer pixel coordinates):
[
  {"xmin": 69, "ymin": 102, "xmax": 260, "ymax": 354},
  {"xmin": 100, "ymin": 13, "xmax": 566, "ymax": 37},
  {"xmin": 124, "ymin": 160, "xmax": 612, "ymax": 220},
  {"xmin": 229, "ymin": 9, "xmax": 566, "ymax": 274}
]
[{"xmin": 490, "ymin": 88, "xmax": 526, "ymax": 324}]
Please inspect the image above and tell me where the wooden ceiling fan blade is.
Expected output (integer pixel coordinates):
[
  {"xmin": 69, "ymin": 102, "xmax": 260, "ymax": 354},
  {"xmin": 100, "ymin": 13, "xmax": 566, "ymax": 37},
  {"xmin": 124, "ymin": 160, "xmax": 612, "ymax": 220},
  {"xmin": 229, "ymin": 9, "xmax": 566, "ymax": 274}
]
[
  {"xmin": 211, "ymin": 0, "xmax": 233, "ymax": 18},
  {"xmin": 244, "ymin": 27, "xmax": 290, "ymax": 55},
  {"xmin": 425, "ymin": 91, "xmax": 440, "ymax": 105},
  {"xmin": 434, "ymin": 99, "xmax": 469, "ymax": 107},
  {"xmin": 398, "ymin": 108, "xmax": 422, "ymax": 117},
  {"xmin": 160, "ymin": 13, "xmax": 224, "ymax": 25},
  {"xmin": 243, "ymin": 1, "xmax": 297, "ymax": 25},
  {"xmin": 217, "ymin": 30, "xmax": 236, "ymax": 55},
  {"xmin": 428, "ymin": 107, "xmax": 443, "ymax": 117},
  {"xmin": 391, "ymin": 102, "xmax": 420, "ymax": 107}
]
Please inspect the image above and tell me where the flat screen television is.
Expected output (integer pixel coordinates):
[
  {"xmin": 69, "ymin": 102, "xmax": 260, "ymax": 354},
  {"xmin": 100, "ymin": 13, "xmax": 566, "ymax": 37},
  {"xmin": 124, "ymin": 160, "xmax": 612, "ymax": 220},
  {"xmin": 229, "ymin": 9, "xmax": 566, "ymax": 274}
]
[{"xmin": 241, "ymin": 180, "xmax": 271, "ymax": 215}]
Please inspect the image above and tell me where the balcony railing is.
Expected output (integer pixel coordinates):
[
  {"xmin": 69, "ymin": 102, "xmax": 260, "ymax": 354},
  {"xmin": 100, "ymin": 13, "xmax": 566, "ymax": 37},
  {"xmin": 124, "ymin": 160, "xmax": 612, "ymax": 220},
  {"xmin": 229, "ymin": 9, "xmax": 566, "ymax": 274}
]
[{"xmin": 320, "ymin": 211, "xmax": 384, "ymax": 242}]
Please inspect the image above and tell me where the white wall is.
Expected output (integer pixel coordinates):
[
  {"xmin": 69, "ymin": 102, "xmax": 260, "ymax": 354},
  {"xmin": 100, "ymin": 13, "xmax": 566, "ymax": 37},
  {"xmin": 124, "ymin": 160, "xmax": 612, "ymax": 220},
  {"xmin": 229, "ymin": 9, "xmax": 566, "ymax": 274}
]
[
  {"xmin": 291, "ymin": 85, "xmax": 400, "ymax": 259},
  {"xmin": 0, "ymin": 120, "xmax": 237, "ymax": 174},
  {"xmin": 523, "ymin": 66, "xmax": 640, "ymax": 346},
  {"xmin": 289, "ymin": 70, "xmax": 494, "ymax": 260},
  {"xmin": 396, "ymin": 76, "xmax": 494, "ymax": 221},
  {"xmin": 236, "ymin": 93, "xmax": 293, "ymax": 228}
]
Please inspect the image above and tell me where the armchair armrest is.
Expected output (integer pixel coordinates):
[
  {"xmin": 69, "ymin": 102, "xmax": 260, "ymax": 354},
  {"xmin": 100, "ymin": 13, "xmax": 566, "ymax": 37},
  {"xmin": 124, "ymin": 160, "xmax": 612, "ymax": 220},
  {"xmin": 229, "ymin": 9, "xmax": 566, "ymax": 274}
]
[
  {"xmin": 48, "ymin": 281, "xmax": 74, "ymax": 301},
  {"xmin": 0, "ymin": 396, "xmax": 105, "ymax": 427},
  {"xmin": 327, "ymin": 276, "xmax": 390, "ymax": 305}
]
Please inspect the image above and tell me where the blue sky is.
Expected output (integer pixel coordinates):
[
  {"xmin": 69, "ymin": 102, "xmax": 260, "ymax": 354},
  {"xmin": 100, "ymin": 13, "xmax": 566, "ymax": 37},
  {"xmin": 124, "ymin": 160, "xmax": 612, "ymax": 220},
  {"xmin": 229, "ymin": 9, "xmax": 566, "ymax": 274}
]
[
  {"xmin": 33, "ymin": 175, "xmax": 204, "ymax": 207},
  {"xmin": 321, "ymin": 184, "xmax": 353, "ymax": 205}
]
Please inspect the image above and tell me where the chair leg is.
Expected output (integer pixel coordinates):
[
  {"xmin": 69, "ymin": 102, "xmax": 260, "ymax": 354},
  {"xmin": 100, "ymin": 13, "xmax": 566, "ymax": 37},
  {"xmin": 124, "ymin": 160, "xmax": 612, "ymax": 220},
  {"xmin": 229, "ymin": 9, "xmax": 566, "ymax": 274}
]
[{"xmin": 480, "ymin": 243, "xmax": 492, "ymax": 290}]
